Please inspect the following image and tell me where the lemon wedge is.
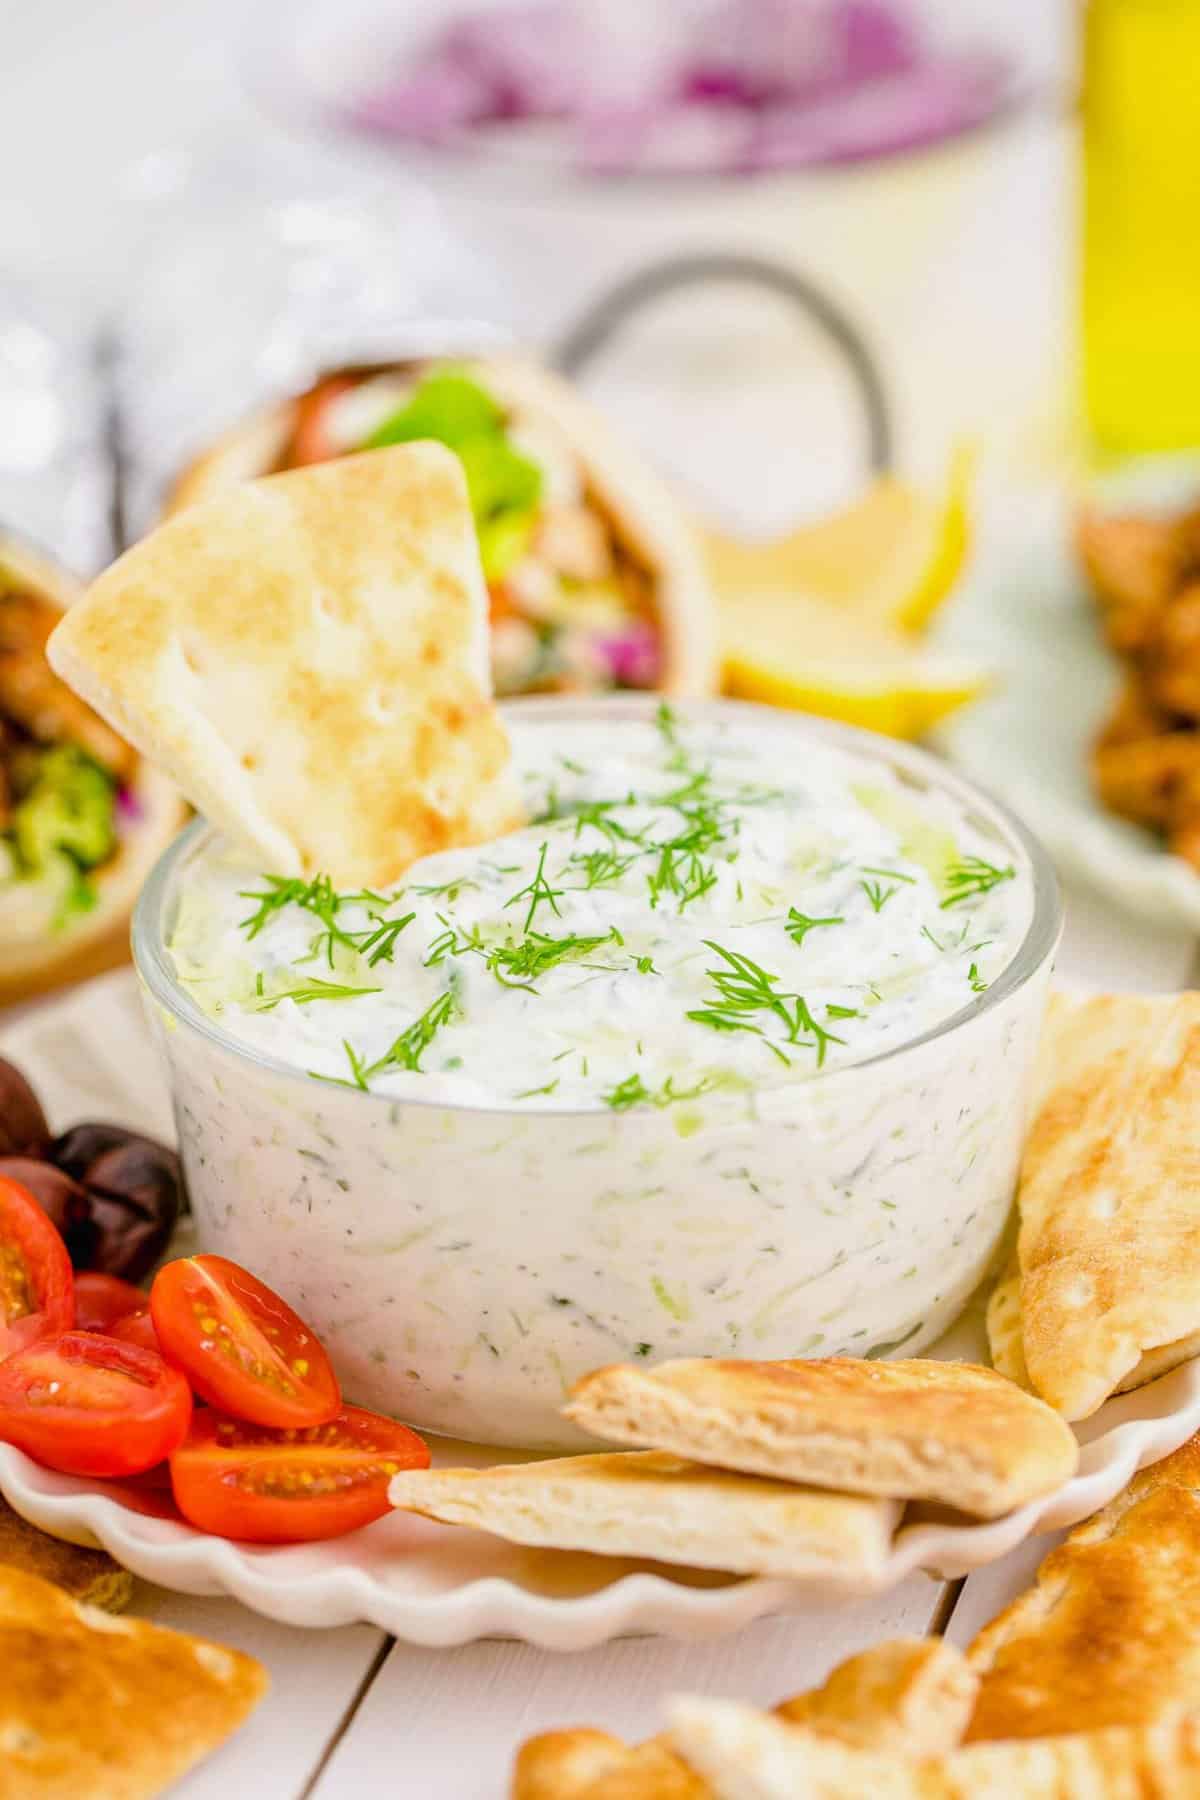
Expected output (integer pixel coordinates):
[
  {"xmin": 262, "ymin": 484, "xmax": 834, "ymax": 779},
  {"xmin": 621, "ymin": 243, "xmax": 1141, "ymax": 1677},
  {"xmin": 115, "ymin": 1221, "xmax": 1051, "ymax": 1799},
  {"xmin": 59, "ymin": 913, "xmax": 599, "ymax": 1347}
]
[
  {"xmin": 721, "ymin": 588, "xmax": 987, "ymax": 740},
  {"xmin": 704, "ymin": 444, "xmax": 975, "ymax": 635}
]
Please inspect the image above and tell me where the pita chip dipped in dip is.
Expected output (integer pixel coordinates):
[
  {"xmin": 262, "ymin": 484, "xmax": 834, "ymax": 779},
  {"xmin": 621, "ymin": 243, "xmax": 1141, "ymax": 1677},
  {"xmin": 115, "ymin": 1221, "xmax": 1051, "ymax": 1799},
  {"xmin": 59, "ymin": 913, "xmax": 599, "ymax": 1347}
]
[{"xmin": 47, "ymin": 443, "xmax": 523, "ymax": 889}]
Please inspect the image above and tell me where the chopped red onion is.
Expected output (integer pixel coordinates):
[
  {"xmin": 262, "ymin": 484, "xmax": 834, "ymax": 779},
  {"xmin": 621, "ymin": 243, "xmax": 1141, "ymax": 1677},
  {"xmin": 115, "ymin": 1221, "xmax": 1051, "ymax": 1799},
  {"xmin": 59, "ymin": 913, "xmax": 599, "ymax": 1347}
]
[
  {"xmin": 115, "ymin": 785, "xmax": 144, "ymax": 827},
  {"xmin": 596, "ymin": 622, "xmax": 661, "ymax": 689}
]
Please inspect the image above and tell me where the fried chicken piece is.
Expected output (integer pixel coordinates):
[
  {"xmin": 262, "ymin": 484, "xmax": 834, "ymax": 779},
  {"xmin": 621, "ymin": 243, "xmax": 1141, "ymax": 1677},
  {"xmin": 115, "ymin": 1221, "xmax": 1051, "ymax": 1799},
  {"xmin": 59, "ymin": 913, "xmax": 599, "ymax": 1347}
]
[
  {"xmin": 1091, "ymin": 677, "xmax": 1200, "ymax": 836},
  {"xmin": 1144, "ymin": 579, "xmax": 1200, "ymax": 719},
  {"xmin": 0, "ymin": 591, "xmax": 135, "ymax": 781},
  {"xmin": 1075, "ymin": 509, "xmax": 1181, "ymax": 655}
]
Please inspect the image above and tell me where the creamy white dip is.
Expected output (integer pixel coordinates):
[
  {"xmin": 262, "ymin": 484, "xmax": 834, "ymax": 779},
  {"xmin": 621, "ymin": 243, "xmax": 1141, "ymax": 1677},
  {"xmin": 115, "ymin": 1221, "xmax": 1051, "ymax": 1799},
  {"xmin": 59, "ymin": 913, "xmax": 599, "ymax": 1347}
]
[
  {"xmin": 144, "ymin": 702, "xmax": 1054, "ymax": 1449},
  {"xmin": 168, "ymin": 707, "xmax": 1031, "ymax": 1111}
]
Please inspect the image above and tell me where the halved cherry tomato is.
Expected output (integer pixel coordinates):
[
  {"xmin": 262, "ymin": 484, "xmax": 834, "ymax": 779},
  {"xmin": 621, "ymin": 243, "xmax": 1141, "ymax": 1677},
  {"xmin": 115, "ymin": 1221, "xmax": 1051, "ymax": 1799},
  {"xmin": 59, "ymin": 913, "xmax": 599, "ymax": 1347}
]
[
  {"xmin": 169, "ymin": 1405, "xmax": 428, "ymax": 1543},
  {"xmin": 150, "ymin": 1255, "xmax": 340, "ymax": 1428},
  {"xmin": 289, "ymin": 376, "xmax": 355, "ymax": 466},
  {"xmin": 109, "ymin": 1307, "xmax": 161, "ymax": 1354},
  {"xmin": 73, "ymin": 1272, "xmax": 145, "ymax": 1335},
  {"xmin": 0, "ymin": 1332, "xmax": 192, "ymax": 1477},
  {"xmin": 0, "ymin": 1174, "xmax": 73, "ymax": 1357}
]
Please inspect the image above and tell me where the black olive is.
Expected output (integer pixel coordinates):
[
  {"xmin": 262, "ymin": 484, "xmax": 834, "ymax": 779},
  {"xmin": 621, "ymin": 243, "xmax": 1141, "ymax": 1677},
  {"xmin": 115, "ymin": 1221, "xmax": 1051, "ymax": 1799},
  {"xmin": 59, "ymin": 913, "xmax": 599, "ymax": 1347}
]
[
  {"xmin": 0, "ymin": 1157, "xmax": 98, "ymax": 1266},
  {"xmin": 0, "ymin": 1058, "xmax": 49, "ymax": 1158},
  {"xmin": 44, "ymin": 1126, "xmax": 184, "ymax": 1282}
]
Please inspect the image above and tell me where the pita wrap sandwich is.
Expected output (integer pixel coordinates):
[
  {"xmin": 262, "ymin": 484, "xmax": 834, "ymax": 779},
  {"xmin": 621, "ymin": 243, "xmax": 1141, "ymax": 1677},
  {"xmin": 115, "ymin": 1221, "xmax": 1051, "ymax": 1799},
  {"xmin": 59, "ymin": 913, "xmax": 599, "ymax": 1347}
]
[
  {"xmin": 168, "ymin": 354, "xmax": 718, "ymax": 701},
  {"xmin": 0, "ymin": 531, "xmax": 183, "ymax": 1002}
]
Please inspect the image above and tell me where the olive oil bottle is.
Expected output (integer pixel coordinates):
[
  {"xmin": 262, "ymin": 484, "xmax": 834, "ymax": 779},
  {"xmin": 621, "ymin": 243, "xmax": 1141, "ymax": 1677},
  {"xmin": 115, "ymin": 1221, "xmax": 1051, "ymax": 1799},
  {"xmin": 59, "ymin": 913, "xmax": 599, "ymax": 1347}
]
[{"xmin": 1083, "ymin": 0, "xmax": 1200, "ymax": 454}]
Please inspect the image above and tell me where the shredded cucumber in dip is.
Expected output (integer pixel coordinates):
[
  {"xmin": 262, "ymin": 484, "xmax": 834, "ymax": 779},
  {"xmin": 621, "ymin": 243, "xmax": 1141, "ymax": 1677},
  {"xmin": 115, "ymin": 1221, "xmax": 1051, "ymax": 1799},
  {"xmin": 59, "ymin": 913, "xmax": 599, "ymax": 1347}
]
[{"xmin": 169, "ymin": 709, "xmax": 1030, "ymax": 1110}]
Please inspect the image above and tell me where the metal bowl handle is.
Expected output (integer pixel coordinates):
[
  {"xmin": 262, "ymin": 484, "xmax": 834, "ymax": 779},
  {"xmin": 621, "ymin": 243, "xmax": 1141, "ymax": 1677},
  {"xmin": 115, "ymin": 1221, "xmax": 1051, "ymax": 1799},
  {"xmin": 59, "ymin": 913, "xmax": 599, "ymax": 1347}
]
[{"xmin": 553, "ymin": 250, "xmax": 892, "ymax": 477}]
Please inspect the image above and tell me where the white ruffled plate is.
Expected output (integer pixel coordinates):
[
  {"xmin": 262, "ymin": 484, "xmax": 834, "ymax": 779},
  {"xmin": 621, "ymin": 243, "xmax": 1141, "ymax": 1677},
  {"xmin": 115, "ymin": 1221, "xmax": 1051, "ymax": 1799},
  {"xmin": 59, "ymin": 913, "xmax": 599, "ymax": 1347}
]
[
  {"xmin": 2, "ymin": 971, "xmax": 1198, "ymax": 1648},
  {"xmin": 935, "ymin": 481, "xmax": 1200, "ymax": 932}
]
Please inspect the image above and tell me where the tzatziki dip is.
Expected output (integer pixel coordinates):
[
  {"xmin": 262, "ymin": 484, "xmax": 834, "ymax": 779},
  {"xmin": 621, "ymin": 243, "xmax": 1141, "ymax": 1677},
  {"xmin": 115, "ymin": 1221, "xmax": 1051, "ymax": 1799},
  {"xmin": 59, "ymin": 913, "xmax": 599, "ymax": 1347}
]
[
  {"xmin": 140, "ymin": 700, "xmax": 1057, "ymax": 1449},
  {"xmin": 168, "ymin": 706, "xmax": 1031, "ymax": 1110}
]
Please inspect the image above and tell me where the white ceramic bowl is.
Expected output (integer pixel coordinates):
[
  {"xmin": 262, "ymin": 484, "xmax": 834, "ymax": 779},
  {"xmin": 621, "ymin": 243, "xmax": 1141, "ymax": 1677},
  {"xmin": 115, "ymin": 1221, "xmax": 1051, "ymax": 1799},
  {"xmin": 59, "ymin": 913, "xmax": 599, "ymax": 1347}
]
[{"xmin": 134, "ymin": 699, "xmax": 1061, "ymax": 1449}]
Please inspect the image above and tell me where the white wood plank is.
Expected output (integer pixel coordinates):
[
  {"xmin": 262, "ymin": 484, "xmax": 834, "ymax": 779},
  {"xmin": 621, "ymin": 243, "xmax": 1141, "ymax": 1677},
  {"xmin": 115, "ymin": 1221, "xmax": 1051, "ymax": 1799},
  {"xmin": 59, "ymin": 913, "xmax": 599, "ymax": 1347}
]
[
  {"xmin": 312, "ymin": 1575, "xmax": 947, "ymax": 1800},
  {"xmin": 133, "ymin": 1583, "xmax": 385, "ymax": 1800}
]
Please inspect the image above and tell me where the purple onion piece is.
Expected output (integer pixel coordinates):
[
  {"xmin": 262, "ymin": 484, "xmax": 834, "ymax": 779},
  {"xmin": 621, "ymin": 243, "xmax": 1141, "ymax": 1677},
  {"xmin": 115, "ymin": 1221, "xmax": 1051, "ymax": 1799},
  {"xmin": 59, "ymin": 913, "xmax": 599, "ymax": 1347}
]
[{"xmin": 597, "ymin": 622, "xmax": 662, "ymax": 689}]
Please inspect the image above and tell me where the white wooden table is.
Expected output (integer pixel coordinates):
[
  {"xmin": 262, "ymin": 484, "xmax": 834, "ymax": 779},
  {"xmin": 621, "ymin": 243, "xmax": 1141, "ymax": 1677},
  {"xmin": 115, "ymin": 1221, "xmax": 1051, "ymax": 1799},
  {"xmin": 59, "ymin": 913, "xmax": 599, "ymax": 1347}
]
[{"xmin": 14, "ymin": 879, "xmax": 1169, "ymax": 1800}]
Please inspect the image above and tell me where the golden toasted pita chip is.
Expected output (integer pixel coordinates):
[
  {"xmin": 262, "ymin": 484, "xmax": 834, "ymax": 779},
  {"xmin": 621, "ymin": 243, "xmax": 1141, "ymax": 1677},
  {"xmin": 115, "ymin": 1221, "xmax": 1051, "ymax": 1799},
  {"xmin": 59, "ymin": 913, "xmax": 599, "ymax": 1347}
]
[
  {"xmin": 668, "ymin": 1696, "xmax": 1200, "ymax": 1799},
  {"xmin": 0, "ymin": 1497, "xmax": 131, "ymax": 1611},
  {"xmin": 47, "ymin": 443, "xmax": 522, "ymax": 889},
  {"xmin": 389, "ymin": 1452, "xmax": 899, "ymax": 1583},
  {"xmin": 987, "ymin": 1255, "xmax": 1200, "ymax": 1399},
  {"xmin": 0, "ymin": 1565, "xmax": 266, "ymax": 1799},
  {"xmin": 512, "ymin": 1640, "xmax": 976, "ymax": 1800},
  {"xmin": 966, "ymin": 1429, "xmax": 1200, "ymax": 1742},
  {"xmin": 565, "ymin": 1357, "xmax": 1077, "ymax": 1519},
  {"xmin": 1013, "ymin": 990, "xmax": 1200, "ymax": 1419}
]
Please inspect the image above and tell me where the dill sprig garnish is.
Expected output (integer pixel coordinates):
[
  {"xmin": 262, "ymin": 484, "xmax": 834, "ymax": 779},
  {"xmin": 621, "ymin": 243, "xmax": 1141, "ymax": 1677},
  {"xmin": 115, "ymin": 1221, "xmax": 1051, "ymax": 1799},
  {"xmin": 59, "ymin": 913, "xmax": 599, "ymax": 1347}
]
[
  {"xmin": 424, "ymin": 915, "xmax": 487, "ymax": 967},
  {"xmin": 356, "ymin": 912, "xmax": 416, "ymax": 967},
  {"xmin": 239, "ymin": 873, "xmax": 362, "ymax": 966},
  {"xmin": 940, "ymin": 856, "xmax": 1016, "ymax": 909},
  {"xmin": 686, "ymin": 941, "xmax": 844, "ymax": 1067},
  {"xmin": 251, "ymin": 973, "xmax": 382, "ymax": 1012},
  {"xmin": 860, "ymin": 878, "xmax": 899, "ymax": 914},
  {"xmin": 859, "ymin": 865, "xmax": 917, "ymax": 885},
  {"xmin": 968, "ymin": 962, "xmax": 988, "ymax": 993},
  {"xmin": 365, "ymin": 989, "xmax": 458, "ymax": 1076},
  {"xmin": 504, "ymin": 842, "xmax": 564, "ymax": 932},
  {"xmin": 486, "ymin": 929, "xmax": 622, "ymax": 991},
  {"xmin": 601, "ymin": 1071, "xmax": 723, "ymax": 1111},
  {"xmin": 568, "ymin": 846, "xmax": 639, "ymax": 890},
  {"xmin": 785, "ymin": 909, "xmax": 844, "ymax": 948},
  {"xmin": 409, "ymin": 877, "xmax": 479, "ymax": 901}
]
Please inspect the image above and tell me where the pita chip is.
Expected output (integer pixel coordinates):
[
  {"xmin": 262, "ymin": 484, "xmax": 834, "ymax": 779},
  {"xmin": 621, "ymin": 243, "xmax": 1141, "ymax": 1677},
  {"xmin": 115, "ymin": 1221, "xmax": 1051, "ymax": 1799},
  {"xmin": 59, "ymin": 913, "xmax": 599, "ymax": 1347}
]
[
  {"xmin": 667, "ymin": 1696, "xmax": 1200, "ymax": 1800},
  {"xmin": 47, "ymin": 443, "xmax": 522, "ymax": 888},
  {"xmin": 565, "ymin": 1358, "xmax": 1077, "ymax": 1519},
  {"xmin": 1012, "ymin": 990, "xmax": 1200, "ymax": 1419},
  {"xmin": 512, "ymin": 1639, "xmax": 976, "ymax": 1800},
  {"xmin": 0, "ymin": 1496, "xmax": 132, "ymax": 1611},
  {"xmin": 0, "ymin": 1565, "xmax": 266, "ymax": 1800},
  {"xmin": 389, "ymin": 1451, "xmax": 899, "ymax": 1583},
  {"xmin": 987, "ymin": 1254, "xmax": 1200, "ymax": 1399},
  {"xmin": 966, "ymin": 1428, "xmax": 1200, "ymax": 1742}
]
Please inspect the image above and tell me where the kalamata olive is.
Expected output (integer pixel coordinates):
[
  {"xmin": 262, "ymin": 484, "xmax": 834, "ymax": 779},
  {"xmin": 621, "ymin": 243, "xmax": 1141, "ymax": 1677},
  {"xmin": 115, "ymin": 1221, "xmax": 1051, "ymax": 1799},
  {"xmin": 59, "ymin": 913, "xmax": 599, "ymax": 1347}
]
[
  {"xmin": 0, "ymin": 1156, "xmax": 97, "ymax": 1265},
  {"xmin": 45, "ymin": 1126, "xmax": 184, "ymax": 1283},
  {"xmin": 0, "ymin": 1058, "xmax": 49, "ymax": 1158}
]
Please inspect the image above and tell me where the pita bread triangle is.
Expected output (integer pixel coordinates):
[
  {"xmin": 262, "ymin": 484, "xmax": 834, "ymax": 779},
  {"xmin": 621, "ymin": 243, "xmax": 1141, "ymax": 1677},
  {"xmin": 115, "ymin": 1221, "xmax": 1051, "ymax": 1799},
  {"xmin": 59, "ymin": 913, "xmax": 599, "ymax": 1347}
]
[{"xmin": 48, "ymin": 442, "xmax": 523, "ymax": 888}]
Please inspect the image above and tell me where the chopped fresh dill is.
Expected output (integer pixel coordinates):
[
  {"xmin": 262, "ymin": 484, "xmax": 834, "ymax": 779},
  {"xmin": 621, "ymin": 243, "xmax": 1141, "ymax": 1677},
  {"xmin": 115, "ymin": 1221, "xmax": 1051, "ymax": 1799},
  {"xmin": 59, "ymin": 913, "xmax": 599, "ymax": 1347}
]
[
  {"xmin": 410, "ymin": 877, "xmax": 479, "ymax": 901},
  {"xmin": 826, "ymin": 1003, "xmax": 861, "ymax": 1020},
  {"xmin": 557, "ymin": 755, "xmax": 586, "ymax": 775},
  {"xmin": 940, "ymin": 856, "xmax": 1015, "ymax": 909},
  {"xmin": 486, "ymin": 929, "xmax": 621, "ymax": 991},
  {"xmin": 920, "ymin": 924, "xmax": 949, "ymax": 952},
  {"xmin": 568, "ymin": 846, "xmax": 638, "ymax": 890},
  {"xmin": 686, "ymin": 941, "xmax": 837, "ymax": 1066},
  {"xmin": 504, "ymin": 842, "xmax": 564, "ymax": 931},
  {"xmin": 602, "ymin": 1071, "xmax": 723, "ymax": 1111},
  {"xmin": 860, "ymin": 879, "xmax": 899, "ymax": 914},
  {"xmin": 968, "ymin": 962, "xmax": 988, "ymax": 993},
  {"xmin": 631, "ymin": 954, "xmax": 659, "ymax": 975},
  {"xmin": 363, "ymin": 989, "xmax": 458, "ymax": 1076},
  {"xmin": 239, "ymin": 873, "xmax": 363, "ymax": 966},
  {"xmin": 514, "ymin": 1079, "xmax": 560, "ymax": 1099},
  {"xmin": 785, "ymin": 909, "xmax": 844, "ymax": 948},
  {"xmin": 356, "ymin": 912, "xmax": 416, "ymax": 967},
  {"xmin": 859, "ymin": 865, "xmax": 916, "ymax": 885},
  {"xmin": 251, "ymin": 974, "xmax": 381, "ymax": 1012},
  {"xmin": 424, "ymin": 915, "xmax": 487, "ymax": 967}
]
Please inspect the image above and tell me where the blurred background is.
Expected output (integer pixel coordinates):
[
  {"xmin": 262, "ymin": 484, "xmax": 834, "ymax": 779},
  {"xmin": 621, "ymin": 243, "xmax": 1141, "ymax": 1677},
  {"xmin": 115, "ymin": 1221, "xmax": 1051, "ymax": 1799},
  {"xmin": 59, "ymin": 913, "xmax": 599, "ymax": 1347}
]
[{"xmin": 8, "ymin": 0, "xmax": 1200, "ymax": 1001}]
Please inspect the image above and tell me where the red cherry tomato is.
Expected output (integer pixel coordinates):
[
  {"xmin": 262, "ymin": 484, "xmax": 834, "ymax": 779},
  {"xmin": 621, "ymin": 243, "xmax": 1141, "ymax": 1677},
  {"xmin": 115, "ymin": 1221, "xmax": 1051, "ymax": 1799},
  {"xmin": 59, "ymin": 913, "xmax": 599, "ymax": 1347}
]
[
  {"xmin": 150, "ymin": 1255, "xmax": 340, "ymax": 1429},
  {"xmin": 289, "ymin": 376, "xmax": 355, "ymax": 466},
  {"xmin": 0, "ymin": 1332, "xmax": 192, "ymax": 1477},
  {"xmin": 109, "ymin": 1307, "xmax": 161, "ymax": 1354},
  {"xmin": 169, "ymin": 1405, "xmax": 429, "ymax": 1543},
  {"xmin": 0, "ymin": 1174, "xmax": 74, "ymax": 1357},
  {"xmin": 73, "ymin": 1272, "xmax": 146, "ymax": 1334}
]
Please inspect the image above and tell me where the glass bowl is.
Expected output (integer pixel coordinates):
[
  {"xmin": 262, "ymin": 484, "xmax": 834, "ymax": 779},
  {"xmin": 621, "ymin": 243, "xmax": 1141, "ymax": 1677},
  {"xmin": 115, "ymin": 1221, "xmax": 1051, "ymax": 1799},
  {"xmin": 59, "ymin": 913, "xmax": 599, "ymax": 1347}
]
[{"xmin": 134, "ymin": 697, "xmax": 1061, "ymax": 1449}]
